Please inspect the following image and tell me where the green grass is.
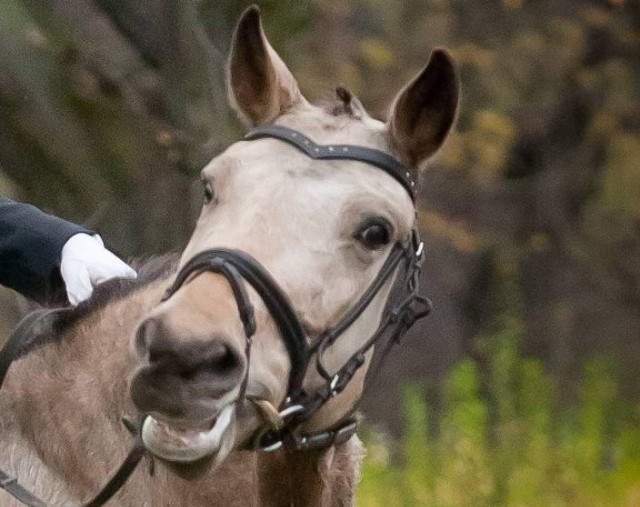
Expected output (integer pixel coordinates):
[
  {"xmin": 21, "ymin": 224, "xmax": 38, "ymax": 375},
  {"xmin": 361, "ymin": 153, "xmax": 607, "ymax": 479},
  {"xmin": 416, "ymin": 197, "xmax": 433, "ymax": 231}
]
[{"xmin": 358, "ymin": 322, "xmax": 640, "ymax": 506}]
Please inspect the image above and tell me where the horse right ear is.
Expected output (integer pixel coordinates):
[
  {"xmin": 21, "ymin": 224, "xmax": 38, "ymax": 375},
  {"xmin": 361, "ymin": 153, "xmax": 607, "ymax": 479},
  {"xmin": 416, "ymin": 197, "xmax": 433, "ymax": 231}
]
[
  {"xmin": 387, "ymin": 50, "xmax": 459, "ymax": 168},
  {"xmin": 227, "ymin": 5, "xmax": 308, "ymax": 126}
]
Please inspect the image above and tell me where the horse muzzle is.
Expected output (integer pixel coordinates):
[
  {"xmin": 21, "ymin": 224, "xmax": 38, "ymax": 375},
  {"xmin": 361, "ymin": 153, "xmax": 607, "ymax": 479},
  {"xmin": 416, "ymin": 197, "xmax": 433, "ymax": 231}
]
[{"xmin": 129, "ymin": 315, "xmax": 246, "ymax": 462}]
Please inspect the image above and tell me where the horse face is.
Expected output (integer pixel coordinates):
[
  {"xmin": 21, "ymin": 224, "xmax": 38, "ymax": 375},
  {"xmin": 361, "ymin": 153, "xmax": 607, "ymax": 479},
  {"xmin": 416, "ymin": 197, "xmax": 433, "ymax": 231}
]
[{"xmin": 129, "ymin": 6, "xmax": 458, "ymax": 467}]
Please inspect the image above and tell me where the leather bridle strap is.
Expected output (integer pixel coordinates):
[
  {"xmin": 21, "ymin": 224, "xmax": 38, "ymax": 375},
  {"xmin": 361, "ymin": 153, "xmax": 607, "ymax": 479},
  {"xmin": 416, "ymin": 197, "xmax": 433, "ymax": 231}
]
[
  {"xmin": 0, "ymin": 308, "xmax": 70, "ymax": 387},
  {"xmin": 161, "ymin": 248, "xmax": 308, "ymax": 396},
  {"xmin": 244, "ymin": 125, "xmax": 417, "ymax": 201},
  {"xmin": 0, "ymin": 468, "xmax": 46, "ymax": 507},
  {"xmin": 228, "ymin": 125, "xmax": 429, "ymax": 451},
  {"xmin": 254, "ymin": 231, "xmax": 431, "ymax": 451},
  {"xmin": 83, "ymin": 438, "xmax": 146, "ymax": 507},
  {"xmin": 309, "ymin": 243, "xmax": 408, "ymax": 372}
]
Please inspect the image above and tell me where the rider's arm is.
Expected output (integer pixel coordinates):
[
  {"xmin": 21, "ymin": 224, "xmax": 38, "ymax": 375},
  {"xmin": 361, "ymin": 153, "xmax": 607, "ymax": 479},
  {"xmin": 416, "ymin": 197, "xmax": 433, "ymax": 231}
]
[{"xmin": 0, "ymin": 196, "xmax": 135, "ymax": 305}]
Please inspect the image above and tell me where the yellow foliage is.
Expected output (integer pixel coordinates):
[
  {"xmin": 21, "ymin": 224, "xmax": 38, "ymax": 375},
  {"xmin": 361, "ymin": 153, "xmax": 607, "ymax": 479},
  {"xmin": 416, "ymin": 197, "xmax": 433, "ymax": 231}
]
[
  {"xmin": 474, "ymin": 110, "xmax": 515, "ymax": 140},
  {"xmin": 434, "ymin": 436, "xmax": 495, "ymax": 506},
  {"xmin": 438, "ymin": 128, "xmax": 466, "ymax": 171},
  {"xmin": 615, "ymin": 25, "xmax": 640, "ymax": 47},
  {"xmin": 502, "ymin": 0, "xmax": 522, "ymax": 10},
  {"xmin": 589, "ymin": 111, "xmax": 619, "ymax": 138},
  {"xmin": 603, "ymin": 59, "xmax": 636, "ymax": 107},
  {"xmin": 467, "ymin": 110, "xmax": 516, "ymax": 182},
  {"xmin": 359, "ymin": 38, "xmax": 394, "ymax": 69},
  {"xmin": 529, "ymin": 233, "xmax": 550, "ymax": 252},
  {"xmin": 337, "ymin": 61, "xmax": 362, "ymax": 93},
  {"xmin": 437, "ymin": 108, "xmax": 517, "ymax": 182},
  {"xmin": 598, "ymin": 133, "xmax": 640, "ymax": 218},
  {"xmin": 449, "ymin": 43, "xmax": 496, "ymax": 68},
  {"xmin": 0, "ymin": 173, "xmax": 19, "ymax": 198},
  {"xmin": 358, "ymin": 336, "xmax": 640, "ymax": 506},
  {"xmin": 549, "ymin": 18, "xmax": 586, "ymax": 59},
  {"xmin": 625, "ymin": 485, "xmax": 640, "ymax": 507},
  {"xmin": 513, "ymin": 30, "xmax": 547, "ymax": 54},
  {"xmin": 418, "ymin": 210, "xmax": 481, "ymax": 253},
  {"xmin": 580, "ymin": 7, "xmax": 612, "ymax": 28}
]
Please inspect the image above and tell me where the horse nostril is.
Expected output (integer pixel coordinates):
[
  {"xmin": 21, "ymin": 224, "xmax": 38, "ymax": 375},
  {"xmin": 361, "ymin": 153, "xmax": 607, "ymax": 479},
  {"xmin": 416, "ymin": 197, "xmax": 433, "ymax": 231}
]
[
  {"xmin": 209, "ymin": 341, "xmax": 241, "ymax": 373},
  {"xmin": 135, "ymin": 318, "xmax": 158, "ymax": 359},
  {"xmin": 131, "ymin": 323, "xmax": 246, "ymax": 415},
  {"xmin": 143, "ymin": 321, "xmax": 180, "ymax": 365},
  {"xmin": 139, "ymin": 319, "xmax": 244, "ymax": 378},
  {"xmin": 177, "ymin": 341, "xmax": 243, "ymax": 383}
]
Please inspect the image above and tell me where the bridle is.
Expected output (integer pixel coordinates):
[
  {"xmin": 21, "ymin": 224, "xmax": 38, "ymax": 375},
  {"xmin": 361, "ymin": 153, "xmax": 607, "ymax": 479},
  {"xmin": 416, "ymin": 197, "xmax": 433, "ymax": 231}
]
[
  {"xmin": 161, "ymin": 125, "xmax": 431, "ymax": 452},
  {"xmin": 0, "ymin": 125, "xmax": 431, "ymax": 506}
]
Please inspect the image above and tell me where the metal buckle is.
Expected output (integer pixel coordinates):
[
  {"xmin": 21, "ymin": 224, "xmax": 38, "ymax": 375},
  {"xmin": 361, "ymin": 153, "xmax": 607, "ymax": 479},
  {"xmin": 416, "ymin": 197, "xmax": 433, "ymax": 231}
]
[
  {"xmin": 278, "ymin": 404, "xmax": 305, "ymax": 420},
  {"xmin": 261, "ymin": 440, "xmax": 284, "ymax": 453},
  {"xmin": 252, "ymin": 403, "xmax": 306, "ymax": 452},
  {"xmin": 390, "ymin": 294, "xmax": 432, "ymax": 327},
  {"xmin": 334, "ymin": 420, "xmax": 358, "ymax": 444},
  {"xmin": 329, "ymin": 374, "xmax": 340, "ymax": 395}
]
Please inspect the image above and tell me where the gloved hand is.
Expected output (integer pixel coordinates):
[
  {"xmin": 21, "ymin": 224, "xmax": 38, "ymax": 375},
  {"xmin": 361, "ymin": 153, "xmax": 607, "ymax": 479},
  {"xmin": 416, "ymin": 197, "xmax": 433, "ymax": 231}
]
[{"xmin": 60, "ymin": 233, "xmax": 137, "ymax": 305}]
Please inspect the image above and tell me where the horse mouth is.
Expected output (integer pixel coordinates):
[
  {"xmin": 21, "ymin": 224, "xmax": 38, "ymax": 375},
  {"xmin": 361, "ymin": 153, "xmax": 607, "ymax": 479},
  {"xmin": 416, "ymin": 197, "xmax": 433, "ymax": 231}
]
[{"xmin": 141, "ymin": 404, "xmax": 235, "ymax": 463}]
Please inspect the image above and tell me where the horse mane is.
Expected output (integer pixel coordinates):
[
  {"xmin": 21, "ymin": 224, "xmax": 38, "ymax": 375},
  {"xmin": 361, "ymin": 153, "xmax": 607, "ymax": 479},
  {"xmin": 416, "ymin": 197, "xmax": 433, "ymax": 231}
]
[
  {"xmin": 319, "ymin": 86, "xmax": 367, "ymax": 119},
  {"xmin": 60, "ymin": 252, "xmax": 179, "ymax": 325},
  {"xmin": 5, "ymin": 254, "xmax": 180, "ymax": 361}
]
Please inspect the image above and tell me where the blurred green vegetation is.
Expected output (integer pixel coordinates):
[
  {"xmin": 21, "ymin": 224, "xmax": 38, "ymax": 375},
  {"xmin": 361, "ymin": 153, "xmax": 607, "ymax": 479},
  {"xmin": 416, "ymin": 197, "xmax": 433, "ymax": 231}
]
[{"xmin": 358, "ymin": 320, "xmax": 640, "ymax": 506}]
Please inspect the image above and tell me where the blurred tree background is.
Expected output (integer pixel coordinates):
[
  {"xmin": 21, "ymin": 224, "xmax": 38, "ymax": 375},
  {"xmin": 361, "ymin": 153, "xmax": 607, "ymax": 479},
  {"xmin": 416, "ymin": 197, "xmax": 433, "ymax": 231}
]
[{"xmin": 1, "ymin": 0, "xmax": 639, "ymax": 504}]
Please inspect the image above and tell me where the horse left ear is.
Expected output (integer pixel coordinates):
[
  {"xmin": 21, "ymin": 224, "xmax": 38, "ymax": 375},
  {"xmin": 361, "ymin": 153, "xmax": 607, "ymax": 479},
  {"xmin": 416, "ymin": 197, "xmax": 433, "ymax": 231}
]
[
  {"xmin": 227, "ymin": 6, "xmax": 307, "ymax": 126},
  {"xmin": 387, "ymin": 49, "xmax": 459, "ymax": 168}
]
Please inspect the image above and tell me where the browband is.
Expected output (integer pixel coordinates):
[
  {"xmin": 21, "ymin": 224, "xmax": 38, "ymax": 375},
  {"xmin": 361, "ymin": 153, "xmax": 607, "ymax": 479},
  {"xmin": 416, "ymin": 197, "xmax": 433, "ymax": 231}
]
[{"xmin": 245, "ymin": 125, "xmax": 416, "ymax": 201}]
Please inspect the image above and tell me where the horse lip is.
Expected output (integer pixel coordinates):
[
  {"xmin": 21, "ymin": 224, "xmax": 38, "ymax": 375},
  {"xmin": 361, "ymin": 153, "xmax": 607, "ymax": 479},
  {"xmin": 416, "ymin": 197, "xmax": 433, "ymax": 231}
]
[{"xmin": 141, "ymin": 404, "xmax": 235, "ymax": 463}]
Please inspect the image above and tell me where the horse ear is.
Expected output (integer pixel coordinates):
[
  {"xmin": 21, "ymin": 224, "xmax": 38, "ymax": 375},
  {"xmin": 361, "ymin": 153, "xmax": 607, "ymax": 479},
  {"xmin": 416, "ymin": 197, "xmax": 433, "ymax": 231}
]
[
  {"xmin": 227, "ymin": 6, "xmax": 307, "ymax": 126},
  {"xmin": 387, "ymin": 49, "xmax": 459, "ymax": 168}
]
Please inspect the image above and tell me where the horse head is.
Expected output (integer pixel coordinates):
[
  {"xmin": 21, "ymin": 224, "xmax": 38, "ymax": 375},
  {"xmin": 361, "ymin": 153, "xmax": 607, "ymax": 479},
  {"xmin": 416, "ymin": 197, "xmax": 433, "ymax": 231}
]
[{"xmin": 129, "ymin": 5, "xmax": 458, "ymax": 470}]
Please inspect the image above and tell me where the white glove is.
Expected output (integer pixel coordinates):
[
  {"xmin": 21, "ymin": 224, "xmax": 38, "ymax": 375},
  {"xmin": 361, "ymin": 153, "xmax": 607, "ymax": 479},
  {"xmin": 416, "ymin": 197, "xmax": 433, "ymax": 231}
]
[{"xmin": 60, "ymin": 233, "xmax": 137, "ymax": 305}]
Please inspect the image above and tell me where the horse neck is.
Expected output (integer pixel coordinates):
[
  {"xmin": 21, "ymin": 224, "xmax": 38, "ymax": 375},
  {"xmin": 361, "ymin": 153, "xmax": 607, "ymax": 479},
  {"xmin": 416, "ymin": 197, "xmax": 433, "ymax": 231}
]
[
  {"xmin": 256, "ymin": 436, "xmax": 364, "ymax": 506},
  {"xmin": 1, "ymin": 277, "xmax": 363, "ymax": 505},
  {"xmin": 0, "ymin": 279, "xmax": 170, "ymax": 501}
]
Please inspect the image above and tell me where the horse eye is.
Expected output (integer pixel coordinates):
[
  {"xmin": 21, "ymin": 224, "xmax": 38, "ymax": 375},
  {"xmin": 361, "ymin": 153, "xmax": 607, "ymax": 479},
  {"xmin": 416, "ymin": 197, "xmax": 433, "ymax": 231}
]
[
  {"xmin": 202, "ymin": 181, "xmax": 214, "ymax": 204},
  {"xmin": 355, "ymin": 219, "xmax": 392, "ymax": 250}
]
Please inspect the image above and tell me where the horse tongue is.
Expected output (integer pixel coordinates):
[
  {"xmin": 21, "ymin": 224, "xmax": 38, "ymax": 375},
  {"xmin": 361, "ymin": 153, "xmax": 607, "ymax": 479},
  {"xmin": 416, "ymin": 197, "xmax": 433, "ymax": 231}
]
[{"xmin": 157, "ymin": 417, "xmax": 218, "ymax": 436}]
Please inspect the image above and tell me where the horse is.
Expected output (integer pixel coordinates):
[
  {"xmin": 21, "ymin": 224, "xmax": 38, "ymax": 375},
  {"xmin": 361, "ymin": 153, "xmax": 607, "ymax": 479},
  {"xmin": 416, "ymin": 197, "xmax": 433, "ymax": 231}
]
[{"xmin": 0, "ymin": 6, "xmax": 458, "ymax": 506}]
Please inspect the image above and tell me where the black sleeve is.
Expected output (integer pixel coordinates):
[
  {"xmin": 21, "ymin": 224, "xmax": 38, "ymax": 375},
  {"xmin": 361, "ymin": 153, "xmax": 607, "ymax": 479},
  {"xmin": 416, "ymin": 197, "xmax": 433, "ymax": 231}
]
[{"xmin": 0, "ymin": 196, "xmax": 92, "ymax": 304}]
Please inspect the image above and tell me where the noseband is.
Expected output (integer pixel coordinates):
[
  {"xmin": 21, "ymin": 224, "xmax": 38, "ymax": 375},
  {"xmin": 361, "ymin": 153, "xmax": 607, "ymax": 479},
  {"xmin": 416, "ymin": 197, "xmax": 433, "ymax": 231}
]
[{"xmin": 161, "ymin": 125, "xmax": 431, "ymax": 452}]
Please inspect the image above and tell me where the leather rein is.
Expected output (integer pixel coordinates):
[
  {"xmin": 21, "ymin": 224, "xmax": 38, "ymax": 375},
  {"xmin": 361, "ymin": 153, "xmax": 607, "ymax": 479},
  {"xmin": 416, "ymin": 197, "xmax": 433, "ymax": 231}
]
[{"xmin": 0, "ymin": 125, "xmax": 431, "ymax": 506}]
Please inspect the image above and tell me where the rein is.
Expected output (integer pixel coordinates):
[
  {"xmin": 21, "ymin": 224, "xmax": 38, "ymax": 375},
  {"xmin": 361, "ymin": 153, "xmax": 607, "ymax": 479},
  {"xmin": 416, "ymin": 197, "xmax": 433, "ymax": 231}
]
[{"xmin": 0, "ymin": 125, "xmax": 431, "ymax": 506}]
